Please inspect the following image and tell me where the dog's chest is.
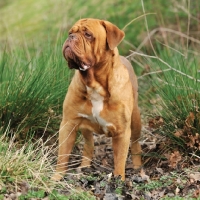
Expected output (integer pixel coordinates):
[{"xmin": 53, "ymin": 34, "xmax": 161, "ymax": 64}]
[{"xmin": 78, "ymin": 86, "xmax": 113, "ymax": 134}]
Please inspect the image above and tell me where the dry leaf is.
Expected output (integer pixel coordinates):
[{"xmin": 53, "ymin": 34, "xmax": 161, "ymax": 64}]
[
  {"xmin": 185, "ymin": 112, "xmax": 195, "ymax": 127},
  {"xmin": 156, "ymin": 167, "xmax": 164, "ymax": 174},
  {"xmin": 102, "ymin": 158, "xmax": 108, "ymax": 166},
  {"xmin": 189, "ymin": 172, "xmax": 200, "ymax": 183},
  {"xmin": 19, "ymin": 181, "xmax": 30, "ymax": 194},
  {"xmin": 175, "ymin": 187, "xmax": 180, "ymax": 195},
  {"xmin": 193, "ymin": 189, "xmax": 200, "ymax": 198},
  {"xmin": 151, "ymin": 189, "xmax": 165, "ymax": 199},
  {"xmin": 176, "ymin": 178, "xmax": 181, "ymax": 184},
  {"xmin": 140, "ymin": 169, "xmax": 150, "ymax": 182},
  {"xmin": 148, "ymin": 116, "xmax": 164, "ymax": 129},
  {"xmin": 187, "ymin": 133, "xmax": 200, "ymax": 150},
  {"xmin": 141, "ymin": 65, "xmax": 150, "ymax": 75},
  {"xmin": 107, "ymin": 173, "xmax": 112, "ymax": 181},
  {"xmin": 174, "ymin": 130, "xmax": 183, "ymax": 137},
  {"xmin": 168, "ymin": 151, "xmax": 182, "ymax": 168}
]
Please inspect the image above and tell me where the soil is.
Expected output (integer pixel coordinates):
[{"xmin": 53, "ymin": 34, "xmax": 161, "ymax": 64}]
[{"xmin": 62, "ymin": 127, "xmax": 200, "ymax": 199}]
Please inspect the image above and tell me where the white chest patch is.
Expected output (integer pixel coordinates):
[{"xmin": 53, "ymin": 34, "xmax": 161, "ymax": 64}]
[
  {"xmin": 78, "ymin": 86, "xmax": 113, "ymax": 133},
  {"xmin": 87, "ymin": 86, "xmax": 104, "ymax": 120}
]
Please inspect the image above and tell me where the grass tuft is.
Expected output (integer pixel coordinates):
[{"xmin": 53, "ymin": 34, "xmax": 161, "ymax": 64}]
[
  {"xmin": 0, "ymin": 40, "xmax": 72, "ymax": 139},
  {"xmin": 139, "ymin": 48, "xmax": 200, "ymax": 158},
  {"xmin": 0, "ymin": 129, "xmax": 54, "ymax": 193},
  {"xmin": 0, "ymin": 128, "xmax": 95, "ymax": 199}
]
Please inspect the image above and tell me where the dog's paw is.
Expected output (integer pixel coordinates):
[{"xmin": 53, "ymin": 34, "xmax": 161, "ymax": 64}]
[{"xmin": 51, "ymin": 173, "xmax": 64, "ymax": 181}]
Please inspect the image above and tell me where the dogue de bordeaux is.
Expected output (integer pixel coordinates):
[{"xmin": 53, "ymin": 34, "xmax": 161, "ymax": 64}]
[{"xmin": 52, "ymin": 18, "xmax": 142, "ymax": 181}]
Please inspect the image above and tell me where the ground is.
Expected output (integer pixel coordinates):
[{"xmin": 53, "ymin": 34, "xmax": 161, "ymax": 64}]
[{"xmin": 61, "ymin": 124, "xmax": 200, "ymax": 199}]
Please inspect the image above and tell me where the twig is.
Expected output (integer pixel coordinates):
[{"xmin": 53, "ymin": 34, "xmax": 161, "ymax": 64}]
[
  {"xmin": 186, "ymin": 0, "xmax": 191, "ymax": 58},
  {"xmin": 156, "ymin": 77, "xmax": 200, "ymax": 94},
  {"xmin": 122, "ymin": 13, "xmax": 156, "ymax": 31},
  {"xmin": 189, "ymin": 153, "xmax": 200, "ymax": 159},
  {"xmin": 175, "ymin": 1, "xmax": 200, "ymax": 22},
  {"xmin": 141, "ymin": 0, "xmax": 157, "ymax": 57},
  {"xmin": 130, "ymin": 50, "xmax": 200, "ymax": 82},
  {"xmin": 138, "ymin": 69, "xmax": 171, "ymax": 79},
  {"xmin": 127, "ymin": 27, "xmax": 200, "ymax": 57},
  {"xmin": 155, "ymin": 39, "xmax": 185, "ymax": 56}
]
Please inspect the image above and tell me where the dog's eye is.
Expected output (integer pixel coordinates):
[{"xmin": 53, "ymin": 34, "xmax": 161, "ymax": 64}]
[{"xmin": 84, "ymin": 32, "xmax": 92, "ymax": 39}]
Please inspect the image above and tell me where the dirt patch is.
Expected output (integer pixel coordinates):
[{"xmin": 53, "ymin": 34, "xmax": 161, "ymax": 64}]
[{"xmin": 64, "ymin": 128, "xmax": 200, "ymax": 199}]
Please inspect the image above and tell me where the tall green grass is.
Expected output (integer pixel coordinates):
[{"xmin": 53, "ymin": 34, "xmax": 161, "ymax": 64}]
[
  {"xmin": 0, "ymin": 38, "xmax": 72, "ymax": 138},
  {"xmin": 137, "ymin": 47, "xmax": 200, "ymax": 153},
  {"xmin": 1, "ymin": 0, "xmax": 196, "ymax": 55}
]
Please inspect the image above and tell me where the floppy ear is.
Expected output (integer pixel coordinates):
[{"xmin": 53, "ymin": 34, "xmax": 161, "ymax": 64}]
[{"xmin": 101, "ymin": 20, "xmax": 125, "ymax": 50}]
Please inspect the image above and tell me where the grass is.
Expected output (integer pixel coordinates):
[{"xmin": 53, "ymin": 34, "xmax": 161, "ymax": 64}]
[
  {"xmin": 132, "ymin": 168, "xmax": 200, "ymax": 199},
  {"xmin": 0, "ymin": 133, "xmax": 52, "ymax": 188},
  {"xmin": 1, "ymin": 0, "xmax": 196, "ymax": 54},
  {"xmin": 138, "ymin": 49, "xmax": 200, "ymax": 153},
  {"xmin": 0, "ymin": 132, "xmax": 95, "ymax": 199},
  {"xmin": 0, "ymin": 0, "xmax": 200, "ymax": 199},
  {"xmin": 0, "ymin": 38, "xmax": 73, "ymax": 138}
]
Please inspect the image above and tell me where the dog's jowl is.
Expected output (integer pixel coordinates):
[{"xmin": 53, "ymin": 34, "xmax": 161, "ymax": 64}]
[{"xmin": 52, "ymin": 18, "xmax": 142, "ymax": 181}]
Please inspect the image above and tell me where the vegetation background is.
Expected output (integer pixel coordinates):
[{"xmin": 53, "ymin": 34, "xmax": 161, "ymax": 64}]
[{"xmin": 0, "ymin": 0, "xmax": 199, "ymax": 199}]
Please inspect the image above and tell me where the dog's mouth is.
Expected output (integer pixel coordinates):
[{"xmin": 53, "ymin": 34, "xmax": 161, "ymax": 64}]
[
  {"xmin": 79, "ymin": 62, "xmax": 90, "ymax": 71},
  {"xmin": 64, "ymin": 46, "xmax": 91, "ymax": 71}
]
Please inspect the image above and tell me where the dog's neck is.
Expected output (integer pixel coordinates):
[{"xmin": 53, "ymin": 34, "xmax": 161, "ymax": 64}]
[{"xmin": 79, "ymin": 48, "xmax": 120, "ymax": 97}]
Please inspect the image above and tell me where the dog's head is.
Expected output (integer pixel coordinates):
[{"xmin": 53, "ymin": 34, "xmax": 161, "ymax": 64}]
[{"xmin": 62, "ymin": 18, "xmax": 124, "ymax": 71}]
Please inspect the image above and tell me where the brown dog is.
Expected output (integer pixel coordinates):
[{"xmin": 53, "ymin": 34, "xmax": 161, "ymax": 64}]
[{"xmin": 52, "ymin": 18, "xmax": 142, "ymax": 181}]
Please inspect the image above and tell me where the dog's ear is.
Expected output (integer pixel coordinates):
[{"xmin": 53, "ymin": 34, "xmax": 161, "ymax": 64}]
[{"xmin": 101, "ymin": 20, "xmax": 125, "ymax": 50}]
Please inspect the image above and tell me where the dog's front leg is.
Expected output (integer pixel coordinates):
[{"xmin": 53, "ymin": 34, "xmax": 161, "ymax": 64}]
[
  {"xmin": 51, "ymin": 120, "xmax": 78, "ymax": 181},
  {"xmin": 112, "ymin": 128, "xmax": 131, "ymax": 180}
]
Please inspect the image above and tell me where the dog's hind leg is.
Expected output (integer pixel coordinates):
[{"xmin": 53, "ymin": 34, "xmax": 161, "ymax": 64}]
[
  {"xmin": 112, "ymin": 127, "xmax": 131, "ymax": 180},
  {"xmin": 80, "ymin": 129, "xmax": 94, "ymax": 168},
  {"xmin": 130, "ymin": 105, "xmax": 142, "ymax": 169}
]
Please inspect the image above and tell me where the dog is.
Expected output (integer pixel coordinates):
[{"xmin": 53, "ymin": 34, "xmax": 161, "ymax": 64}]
[{"xmin": 52, "ymin": 18, "xmax": 142, "ymax": 181}]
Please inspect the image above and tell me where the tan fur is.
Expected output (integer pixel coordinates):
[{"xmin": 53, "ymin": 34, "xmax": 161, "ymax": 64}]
[{"xmin": 52, "ymin": 18, "xmax": 142, "ymax": 181}]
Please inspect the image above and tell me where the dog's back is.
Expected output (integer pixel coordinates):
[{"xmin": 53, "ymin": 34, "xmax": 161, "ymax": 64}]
[{"xmin": 120, "ymin": 56, "xmax": 138, "ymax": 100}]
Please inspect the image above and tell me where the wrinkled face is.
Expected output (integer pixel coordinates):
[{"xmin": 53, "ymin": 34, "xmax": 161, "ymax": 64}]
[
  {"xmin": 63, "ymin": 19, "xmax": 107, "ymax": 71},
  {"xmin": 62, "ymin": 18, "xmax": 124, "ymax": 71}
]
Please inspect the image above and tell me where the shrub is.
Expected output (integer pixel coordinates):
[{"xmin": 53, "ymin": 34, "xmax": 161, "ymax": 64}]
[
  {"xmin": 142, "ymin": 50, "xmax": 200, "ymax": 155},
  {"xmin": 0, "ymin": 41, "xmax": 72, "ymax": 139}
]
